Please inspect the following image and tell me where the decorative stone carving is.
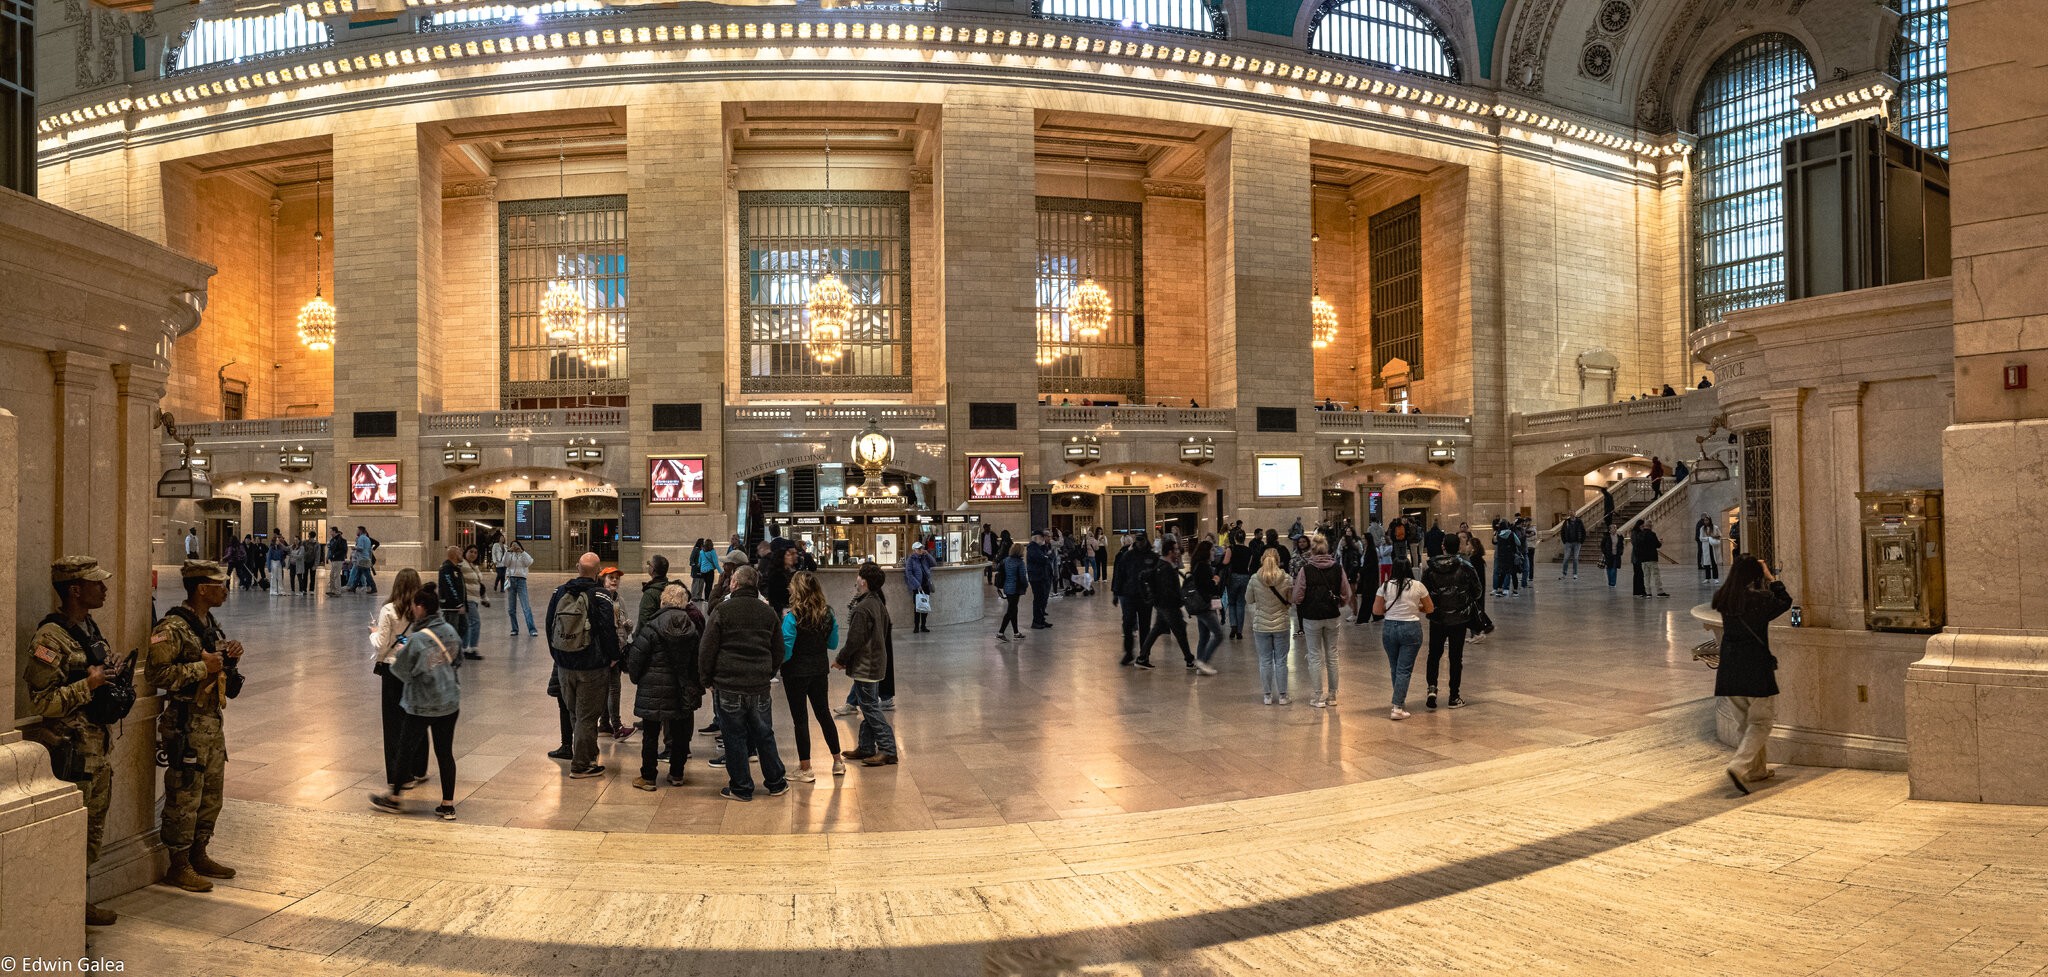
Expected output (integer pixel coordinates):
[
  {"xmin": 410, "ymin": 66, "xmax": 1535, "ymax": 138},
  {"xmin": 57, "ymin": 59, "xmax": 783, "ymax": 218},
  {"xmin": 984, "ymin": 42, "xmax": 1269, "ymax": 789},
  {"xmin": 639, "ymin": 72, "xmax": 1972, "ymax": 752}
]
[
  {"xmin": 1579, "ymin": 0, "xmax": 1632, "ymax": 83},
  {"xmin": 76, "ymin": 8, "xmax": 128, "ymax": 88},
  {"xmin": 1139, "ymin": 179, "xmax": 1204, "ymax": 201},
  {"xmin": 908, "ymin": 165, "xmax": 932, "ymax": 187},
  {"xmin": 442, "ymin": 178, "xmax": 500, "ymax": 200},
  {"xmin": 1581, "ymin": 43, "xmax": 1615, "ymax": 80},
  {"xmin": 1598, "ymin": 0, "xmax": 1632, "ymax": 35}
]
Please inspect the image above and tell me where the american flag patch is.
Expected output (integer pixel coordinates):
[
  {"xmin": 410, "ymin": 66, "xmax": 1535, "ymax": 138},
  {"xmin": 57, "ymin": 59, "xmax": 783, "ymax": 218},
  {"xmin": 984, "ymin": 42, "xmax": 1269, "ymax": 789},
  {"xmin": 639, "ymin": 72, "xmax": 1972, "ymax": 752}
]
[
  {"xmin": 151, "ymin": 633, "xmax": 169, "ymax": 644},
  {"xmin": 33, "ymin": 646, "xmax": 56, "ymax": 664}
]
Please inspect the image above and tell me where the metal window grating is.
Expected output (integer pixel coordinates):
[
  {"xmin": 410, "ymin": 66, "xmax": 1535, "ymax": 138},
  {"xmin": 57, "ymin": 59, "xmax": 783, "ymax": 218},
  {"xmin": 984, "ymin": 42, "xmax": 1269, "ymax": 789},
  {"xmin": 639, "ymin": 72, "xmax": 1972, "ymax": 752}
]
[
  {"xmin": 419, "ymin": 1, "xmax": 609, "ymax": 31},
  {"xmin": 1309, "ymin": 0, "xmax": 1457, "ymax": 81},
  {"xmin": 1740, "ymin": 427, "xmax": 1774, "ymax": 568},
  {"xmin": 739, "ymin": 191, "xmax": 913, "ymax": 394},
  {"xmin": 1037, "ymin": 198, "xmax": 1144, "ymax": 400},
  {"xmin": 1690, "ymin": 34, "xmax": 1817, "ymax": 330},
  {"xmin": 1033, "ymin": 0, "xmax": 1220, "ymax": 36},
  {"xmin": 1, "ymin": 0, "xmax": 31, "ymax": 196},
  {"xmin": 1369, "ymin": 196, "xmax": 1424, "ymax": 385},
  {"xmin": 1892, "ymin": 0, "xmax": 1948, "ymax": 158},
  {"xmin": 499, "ymin": 195, "xmax": 629, "ymax": 407}
]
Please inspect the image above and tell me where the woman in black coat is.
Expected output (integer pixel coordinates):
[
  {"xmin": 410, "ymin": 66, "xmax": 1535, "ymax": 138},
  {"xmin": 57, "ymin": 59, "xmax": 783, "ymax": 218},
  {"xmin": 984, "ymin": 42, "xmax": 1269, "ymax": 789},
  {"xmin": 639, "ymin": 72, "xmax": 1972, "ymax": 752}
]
[
  {"xmin": 1712, "ymin": 555, "xmax": 1794, "ymax": 795},
  {"xmin": 625, "ymin": 585, "xmax": 704, "ymax": 790}
]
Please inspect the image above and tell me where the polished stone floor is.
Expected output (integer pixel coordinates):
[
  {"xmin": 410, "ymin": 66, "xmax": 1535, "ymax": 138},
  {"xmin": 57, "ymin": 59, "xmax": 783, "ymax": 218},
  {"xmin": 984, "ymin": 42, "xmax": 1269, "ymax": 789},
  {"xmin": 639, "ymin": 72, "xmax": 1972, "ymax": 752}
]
[
  {"xmin": 95, "ymin": 567, "xmax": 2048, "ymax": 975},
  {"xmin": 174, "ymin": 568, "xmax": 1716, "ymax": 833}
]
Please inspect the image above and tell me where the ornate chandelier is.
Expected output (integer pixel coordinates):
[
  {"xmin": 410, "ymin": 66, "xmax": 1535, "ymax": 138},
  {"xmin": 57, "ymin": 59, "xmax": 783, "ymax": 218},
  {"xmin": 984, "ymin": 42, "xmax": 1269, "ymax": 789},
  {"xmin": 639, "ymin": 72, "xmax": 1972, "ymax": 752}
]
[
  {"xmin": 1309, "ymin": 231, "xmax": 1339, "ymax": 350},
  {"xmin": 805, "ymin": 128, "xmax": 851, "ymax": 366},
  {"xmin": 296, "ymin": 162, "xmax": 335, "ymax": 352},
  {"xmin": 541, "ymin": 280, "xmax": 586, "ymax": 342},
  {"xmin": 577, "ymin": 315, "xmax": 616, "ymax": 369},
  {"xmin": 542, "ymin": 137, "xmax": 587, "ymax": 343},
  {"xmin": 1064, "ymin": 156, "xmax": 1113, "ymax": 341}
]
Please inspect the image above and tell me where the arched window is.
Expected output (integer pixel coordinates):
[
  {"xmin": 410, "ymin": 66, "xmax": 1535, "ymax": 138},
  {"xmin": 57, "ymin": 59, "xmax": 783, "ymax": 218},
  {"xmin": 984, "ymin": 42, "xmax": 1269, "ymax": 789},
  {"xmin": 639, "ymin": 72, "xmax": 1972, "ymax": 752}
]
[
  {"xmin": 1690, "ymin": 34, "xmax": 1816, "ymax": 328},
  {"xmin": 1033, "ymin": 0, "xmax": 1222, "ymax": 37},
  {"xmin": 1892, "ymin": 0, "xmax": 1948, "ymax": 157},
  {"xmin": 171, "ymin": 9, "xmax": 330, "ymax": 73},
  {"xmin": 1309, "ymin": 0, "xmax": 1457, "ymax": 81}
]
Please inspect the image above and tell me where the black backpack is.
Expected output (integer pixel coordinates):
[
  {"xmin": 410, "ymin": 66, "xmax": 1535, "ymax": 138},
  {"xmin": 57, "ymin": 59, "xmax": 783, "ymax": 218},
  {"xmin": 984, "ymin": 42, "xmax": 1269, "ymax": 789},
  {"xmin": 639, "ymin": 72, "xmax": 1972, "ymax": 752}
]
[{"xmin": 1422, "ymin": 558, "xmax": 1478, "ymax": 625}]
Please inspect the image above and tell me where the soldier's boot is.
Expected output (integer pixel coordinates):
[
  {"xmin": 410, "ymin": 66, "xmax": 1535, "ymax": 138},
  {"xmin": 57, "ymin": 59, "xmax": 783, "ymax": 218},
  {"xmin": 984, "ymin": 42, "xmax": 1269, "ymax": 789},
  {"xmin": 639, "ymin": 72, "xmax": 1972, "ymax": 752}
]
[
  {"xmin": 189, "ymin": 843, "xmax": 237, "ymax": 879},
  {"xmin": 85, "ymin": 902, "xmax": 118, "ymax": 926},
  {"xmin": 162, "ymin": 850, "xmax": 213, "ymax": 892}
]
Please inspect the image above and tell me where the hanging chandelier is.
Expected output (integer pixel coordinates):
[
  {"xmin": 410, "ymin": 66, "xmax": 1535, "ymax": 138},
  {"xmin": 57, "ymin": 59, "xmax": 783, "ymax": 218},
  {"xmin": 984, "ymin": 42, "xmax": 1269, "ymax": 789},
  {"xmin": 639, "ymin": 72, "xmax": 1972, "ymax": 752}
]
[
  {"xmin": 296, "ymin": 161, "xmax": 335, "ymax": 352},
  {"xmin": 805, "ymin": 128, "xmax": 850, "ymax": 365},
  {"xmin": 1309, "ymin": 231, "xmax": 1339, "ymax": 350},
  {"xmin": 541, "ymin": 137, "xmax": 587, "ymax": 343},
  {"xmin": 577, "ymin": 315, "xmax": 616, "ymax": 369},
  {"xmin": 1064, "ymin": 156, "xmax": 1113, "ymax": 341}
]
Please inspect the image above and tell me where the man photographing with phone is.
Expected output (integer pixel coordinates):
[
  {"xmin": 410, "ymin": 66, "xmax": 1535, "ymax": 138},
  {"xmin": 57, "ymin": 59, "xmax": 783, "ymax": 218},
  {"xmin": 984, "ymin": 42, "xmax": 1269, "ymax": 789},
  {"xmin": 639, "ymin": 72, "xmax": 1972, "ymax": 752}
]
[{"xmin": 23, "ymin": 556, "xmax": 135, "ymax": 926}]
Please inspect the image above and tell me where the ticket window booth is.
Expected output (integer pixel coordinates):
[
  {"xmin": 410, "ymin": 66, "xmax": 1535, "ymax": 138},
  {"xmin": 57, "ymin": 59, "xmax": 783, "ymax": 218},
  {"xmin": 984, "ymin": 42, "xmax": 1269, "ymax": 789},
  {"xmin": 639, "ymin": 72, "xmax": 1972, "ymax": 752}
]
[
  {"xmin": 765, "ymin": 512, "xmax": 983, "ymax": 567},
  {"xmin": 1858, "ymin": 490, "xmax": 1945, "ymax": 632}
]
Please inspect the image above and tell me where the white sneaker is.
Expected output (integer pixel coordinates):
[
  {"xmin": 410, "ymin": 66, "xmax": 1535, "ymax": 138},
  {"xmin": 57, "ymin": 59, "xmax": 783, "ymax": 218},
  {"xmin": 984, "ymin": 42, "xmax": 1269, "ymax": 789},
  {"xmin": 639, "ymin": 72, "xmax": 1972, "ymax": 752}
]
[
  {"xmin": 831, "ymin": 705, "xmax": 858, "ymax": 718},
  {"xmin": 1195, "ymin": 663, "xmax": 1218, "ymax": 676},
  {"xmin": 1263, "ymin": 693, "xmax": 1273, "ymax": 705},
  {"xmin": 1390, "ymin": 707, "xmax": 1410, "ymax": 720},
  {"xmin": 1277, "ymin": 693, "xmax": 1290, "ymax": 706},
  {"xmin": 1310, "ymin": 695, "xmax": 1327, "ymax": 709}
]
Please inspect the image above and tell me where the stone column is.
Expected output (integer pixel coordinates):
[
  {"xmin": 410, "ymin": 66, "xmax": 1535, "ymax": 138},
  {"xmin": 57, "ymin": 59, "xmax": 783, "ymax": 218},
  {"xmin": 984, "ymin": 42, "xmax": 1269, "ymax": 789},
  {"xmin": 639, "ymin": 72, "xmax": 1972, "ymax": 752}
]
[
  {"xmin": 1813, "ymin": 381, "xmax": 1866, "ymax": 630},
  {"xmin": 938, "ymin": 93, "xmax": 1038, "ymax": 531},
  {"xmin": 1906, "ymin": 0, "xmax": 2048, "ymax": 805},
  {"xmin": 1205, "ymin": 123, "xmax": 1314, "ymax": 526},
  {"xmin": 0, "ymin": 406, "xmax": 89, "ymax": 959},
  {"xmin": 1140, "ymin": 180, "xmax": 1207, "ymax": 406},
  {"xmin": 329, "ymin": 125, "xmax": 444, "ymax": 572},
  {"xmin": 49, "ymin": 350, "xmax": 109, "ymax": 553},
  {"xmin": 627, "ymin": 98, "xmax": 728, "ymax": 549}
]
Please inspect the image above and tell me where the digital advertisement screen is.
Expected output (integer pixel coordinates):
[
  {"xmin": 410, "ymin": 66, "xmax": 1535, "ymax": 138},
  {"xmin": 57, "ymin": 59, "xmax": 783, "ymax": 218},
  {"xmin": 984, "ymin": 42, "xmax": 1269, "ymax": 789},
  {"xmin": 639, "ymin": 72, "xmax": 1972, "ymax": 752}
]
[
  {"xmin": 348, "ymin": 462, "xmax": 401, "ymax": 506},
  {"xmin": 1255, "ymin": 456, "xmax": 1303, "ymax": 498},
  {"xmin": 966, "ymin": 454, "xmax": 1023, "ymax": 502},
  {"xmin": 648, "ymin": 456, "xmax": 707, "ymax": 505}
]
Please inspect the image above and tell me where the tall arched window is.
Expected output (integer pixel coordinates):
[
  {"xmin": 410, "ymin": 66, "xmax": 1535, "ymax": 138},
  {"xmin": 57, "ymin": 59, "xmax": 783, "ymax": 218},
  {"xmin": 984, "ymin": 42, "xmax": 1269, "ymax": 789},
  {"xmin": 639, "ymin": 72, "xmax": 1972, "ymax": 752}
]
[
  {"xmin": 1309, "ymin": 0, "xmax": 1458, "ymax": 80},
  {"xmin": 1893, "ymin": 0, "xmax": 1948, "ymax": 156},
  {"xmin": 1691, "ymin": 34, "xmax": 1816, "ymax": 328},
  {"xmin": 1033, "ymin": 0, "xmax": 1222, "ymax": 37},
  {"xmin": 171, "ymin": 9, "xmax": 330, "ymax": 73}
]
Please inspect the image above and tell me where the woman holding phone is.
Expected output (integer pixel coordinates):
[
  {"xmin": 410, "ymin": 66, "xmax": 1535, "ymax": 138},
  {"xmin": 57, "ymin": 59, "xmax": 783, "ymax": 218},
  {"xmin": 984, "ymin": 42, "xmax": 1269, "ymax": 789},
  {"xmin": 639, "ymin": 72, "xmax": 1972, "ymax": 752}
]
[{"xmin": 1712, "ymin": 556, "xmax": 1794, "ymax": 795}]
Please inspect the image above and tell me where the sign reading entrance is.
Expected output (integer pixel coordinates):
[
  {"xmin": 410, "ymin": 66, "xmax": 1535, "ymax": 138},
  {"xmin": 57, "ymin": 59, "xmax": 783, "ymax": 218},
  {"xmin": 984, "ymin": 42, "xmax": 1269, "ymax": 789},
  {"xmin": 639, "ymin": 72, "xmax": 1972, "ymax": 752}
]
[
  {"xmin": 348, "ymin": 462, "xmax": 401, "ymax": 506},
  {"xmin": 648, "ymin": 456, "xmax": 707, "ymax": 505},
  {"xmin": 966, "ymin": 454, "xmax": 1023, "ymax": 501}
]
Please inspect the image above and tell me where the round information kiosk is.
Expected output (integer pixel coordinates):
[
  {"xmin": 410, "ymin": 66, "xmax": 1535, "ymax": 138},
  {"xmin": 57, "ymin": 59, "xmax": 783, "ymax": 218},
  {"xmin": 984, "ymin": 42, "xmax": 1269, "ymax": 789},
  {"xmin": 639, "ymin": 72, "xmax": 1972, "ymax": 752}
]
[{"xmin": 762, "ymin": 420, "xmax": 988, "ymax": 627}]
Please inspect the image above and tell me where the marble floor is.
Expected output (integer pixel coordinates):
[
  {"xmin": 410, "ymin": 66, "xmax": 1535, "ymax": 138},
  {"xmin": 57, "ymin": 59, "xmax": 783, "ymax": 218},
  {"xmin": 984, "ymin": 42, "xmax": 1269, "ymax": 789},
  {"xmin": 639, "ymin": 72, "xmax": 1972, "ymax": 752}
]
[
  {"xmin": 184, "ymin": 569, "xmax": 1716, "ymax": 833},
  {"xmin": 93, "ymin": 568, "xmax": 2048, "ymax": 975}
]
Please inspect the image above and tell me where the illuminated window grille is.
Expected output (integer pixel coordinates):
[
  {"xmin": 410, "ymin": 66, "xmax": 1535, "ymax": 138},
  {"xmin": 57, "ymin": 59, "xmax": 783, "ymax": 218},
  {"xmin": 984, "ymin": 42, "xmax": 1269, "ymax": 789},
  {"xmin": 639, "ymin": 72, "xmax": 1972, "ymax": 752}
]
[
  {"xmin": 499, "ymin": 195, "xmax": 628, "ymax": 409},
  {"xmin": 419, "ymin": 0, "xmax": 608, "ymax": 30},
  {"xmin": 740, "ymin": 191, "xmax": 912, "ymax": 394},
  {"xmin": 1308, "ymin": 0, "xmax": 1457, "ymax": 80},
  {"xmin": 1892, "ymin": 0, "xmax": 1948, "ymax": 157},
  {"xmin": 170, "ymin": 9, "xmax": 331, "ymax": 73},
  {"xmin": 2, "ymin": 0, "xmax": 31, "ymax": 195},
  {"xmin": 1368, "ymin": 196, "xmax": 1423, "ymax": 385},
  {"xmin": 1033, "ymin": 0, "xmax": 1222, "ymax": 36},
  {"xmin": 1036, "ymin": 198, "xmax": 1143, "ymax": 401},
  {"xmin": 1690, "ymin": 33, "xmax": 1816, "ymax": 330}
]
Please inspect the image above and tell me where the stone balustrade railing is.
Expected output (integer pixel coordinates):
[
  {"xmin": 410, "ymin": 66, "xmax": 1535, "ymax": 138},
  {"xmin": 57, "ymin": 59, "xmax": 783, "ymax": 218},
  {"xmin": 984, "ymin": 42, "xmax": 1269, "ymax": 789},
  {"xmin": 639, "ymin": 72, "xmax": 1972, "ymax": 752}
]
[
  {"xmin": 1040, "ymin": 406, "xmax": 1235, "ymax": 431},
  {"xmin": 165, "ymin": 415, "xmax": 332, "ymax": 442},
  {"xmin": 1516, "ymin": 395, "xmax": 1709, "ymax": 434},
  {"xmin": 1313, "ymin": 411, "xmax": 1470, "ymax": 434},
  {"xmin": 422, "ymin": 408, "xmax": 627, "ymax": 435},
  {"xmin": 727, "ymin": 406, "xmax": 945, "ymax": 430}
]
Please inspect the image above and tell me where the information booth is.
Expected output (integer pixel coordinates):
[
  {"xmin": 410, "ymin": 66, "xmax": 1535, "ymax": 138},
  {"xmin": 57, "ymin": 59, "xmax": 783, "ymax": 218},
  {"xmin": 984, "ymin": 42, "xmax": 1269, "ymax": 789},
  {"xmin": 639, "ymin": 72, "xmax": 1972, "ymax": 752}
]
[{"xmin": 765, "ymin": 511, "xmax": 984, "ymax": 568}]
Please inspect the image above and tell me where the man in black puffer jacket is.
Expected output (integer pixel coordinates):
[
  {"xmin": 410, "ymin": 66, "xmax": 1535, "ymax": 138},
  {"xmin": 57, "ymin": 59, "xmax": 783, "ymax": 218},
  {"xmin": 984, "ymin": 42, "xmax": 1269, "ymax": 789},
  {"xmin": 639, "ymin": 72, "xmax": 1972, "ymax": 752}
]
[
  {"xmin": 697, "ymin": 566, "xmax": 788, "ymax": 801},
  {"xmin": 627, "ymin": 584, "xmax": 703, "ymax": 791},
  {"xmin": 1420, "ymin": 552, "xmax": 1481, "ymax": 711}
]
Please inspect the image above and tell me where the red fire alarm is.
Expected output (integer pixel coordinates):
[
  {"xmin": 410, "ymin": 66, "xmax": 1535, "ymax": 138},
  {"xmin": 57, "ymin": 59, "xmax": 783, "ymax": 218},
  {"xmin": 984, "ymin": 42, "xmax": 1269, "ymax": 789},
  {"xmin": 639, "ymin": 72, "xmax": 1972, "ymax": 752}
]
[{"xmin": 2006, "ymin": 364, "xmax": 2029, "ymax": 390}]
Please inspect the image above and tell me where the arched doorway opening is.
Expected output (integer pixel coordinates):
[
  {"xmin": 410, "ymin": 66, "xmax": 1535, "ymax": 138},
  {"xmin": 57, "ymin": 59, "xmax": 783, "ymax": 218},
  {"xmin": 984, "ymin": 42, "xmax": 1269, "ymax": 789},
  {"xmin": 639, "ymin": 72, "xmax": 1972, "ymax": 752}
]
[
  {"xmin": 1045, "ymin": 463, "xmax": 1224, "ymax": 540},
  {"xmin": 1534, "ymin": 453, "xmax": 1651, "ymax": 525},
  {"xmin": 432, "ymin": 468, "xmax": 623, "ymax": 572},
  {"xmin": 450, "ymin": 495, "xmax": 507, "ymax": 562}
]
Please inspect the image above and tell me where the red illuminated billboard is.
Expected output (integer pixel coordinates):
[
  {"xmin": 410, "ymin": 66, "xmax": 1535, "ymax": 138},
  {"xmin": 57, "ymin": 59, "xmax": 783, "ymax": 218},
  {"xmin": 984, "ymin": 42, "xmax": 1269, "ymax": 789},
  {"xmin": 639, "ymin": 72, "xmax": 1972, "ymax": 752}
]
[
  {"xmin": 966, "ymin": 454, "xmax": 1022, "ymax": 502},
  {"xmin": 648, "ymin": 456, "xmax": 707, "ymax": 505},
  {"xmin": 348, "ymin": 462, "xmax": 401, "ymax": 506}
]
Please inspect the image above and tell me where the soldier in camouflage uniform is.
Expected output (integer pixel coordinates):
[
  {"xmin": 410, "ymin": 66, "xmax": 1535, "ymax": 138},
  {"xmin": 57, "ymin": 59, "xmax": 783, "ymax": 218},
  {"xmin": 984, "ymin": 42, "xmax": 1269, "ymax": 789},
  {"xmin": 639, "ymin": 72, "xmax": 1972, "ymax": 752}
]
[
  {"xmin": 147, "ymin": 560, "xmax": 244, "ymax": 893},
  {"xmin": 22, "ymin": 556, "xmax": 123, "ymax": 926}
]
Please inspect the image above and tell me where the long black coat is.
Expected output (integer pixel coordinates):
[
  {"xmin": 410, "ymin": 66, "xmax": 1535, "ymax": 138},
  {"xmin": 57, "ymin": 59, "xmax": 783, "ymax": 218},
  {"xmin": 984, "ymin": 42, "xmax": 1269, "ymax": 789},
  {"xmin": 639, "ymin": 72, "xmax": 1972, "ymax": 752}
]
[
  {"xmin": 1714, "ymin": 581, "xmax": 1793, "ymax": 698},
  {"xmin": 627, "ymin": 605, "xmax": 703, "ymax": 722}
]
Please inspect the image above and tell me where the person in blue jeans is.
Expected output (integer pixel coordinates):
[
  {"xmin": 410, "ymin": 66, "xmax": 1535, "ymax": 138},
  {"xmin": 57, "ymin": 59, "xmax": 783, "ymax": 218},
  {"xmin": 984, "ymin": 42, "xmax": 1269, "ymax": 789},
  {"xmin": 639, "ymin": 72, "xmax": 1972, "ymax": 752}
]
[
  {"xmin": 1371, "ymin": 561, "xmax": 1434, "ymax": 721},
  {"xmin": 836, "ymin": 563, "xmax": 899, "ymax": 765},
  {"xmin": 502, "ymin": 540, "xmax": 537, "ymax": 635},
  {"xmin": 696, "ymin": 565, "xmax": 789, "ymax": 801}
]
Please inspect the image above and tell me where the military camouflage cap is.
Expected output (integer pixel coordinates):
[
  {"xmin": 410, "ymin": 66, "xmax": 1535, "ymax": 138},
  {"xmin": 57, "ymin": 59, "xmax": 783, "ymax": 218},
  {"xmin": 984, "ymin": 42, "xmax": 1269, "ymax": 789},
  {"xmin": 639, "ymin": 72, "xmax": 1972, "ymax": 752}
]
[
  {"xmin": 180, "ymin": 559, "xmax": 230, "ymax": 583},
  {"xmin": 51, "ymin": 556, "xmax": 114, "ymax": 583}
]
